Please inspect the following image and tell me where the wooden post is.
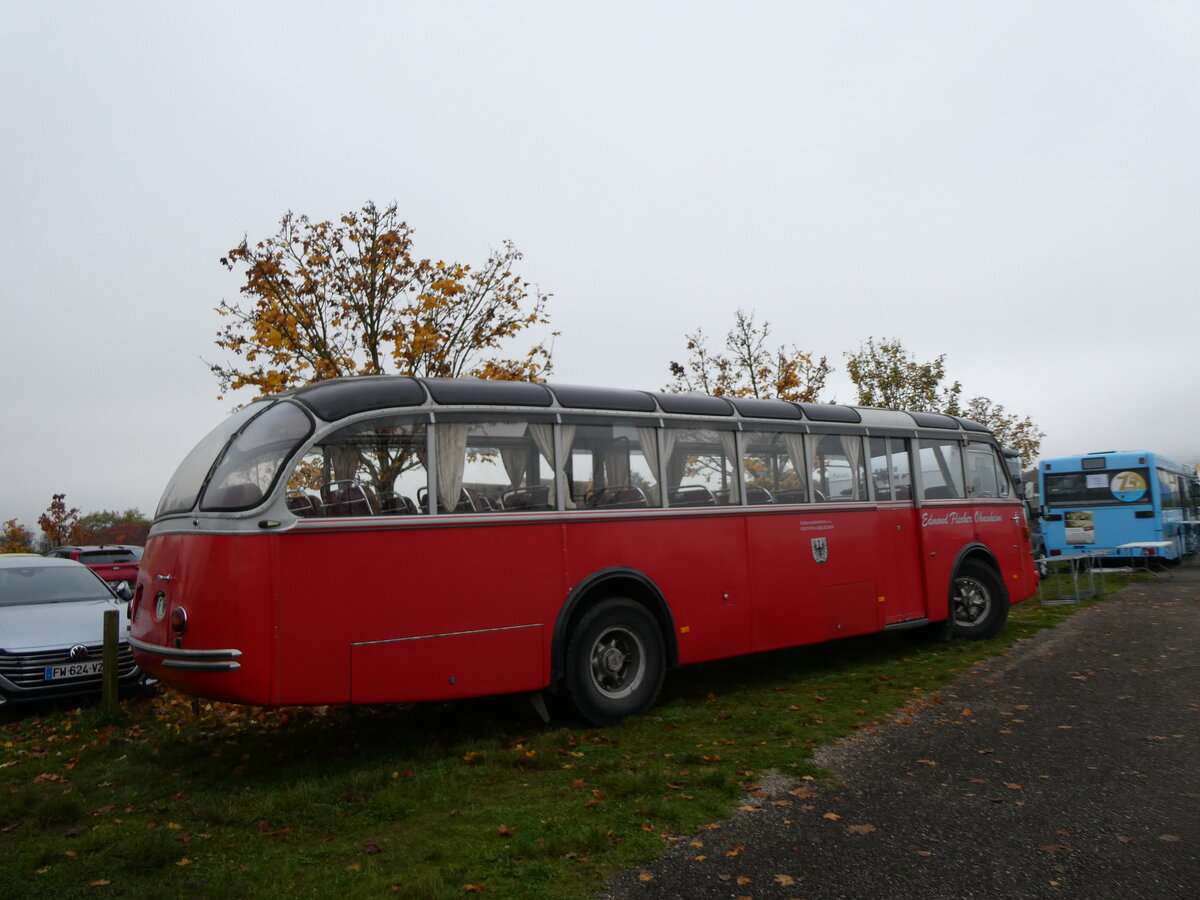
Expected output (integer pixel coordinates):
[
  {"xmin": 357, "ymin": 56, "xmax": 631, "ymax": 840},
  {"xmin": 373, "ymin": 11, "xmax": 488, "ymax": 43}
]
[{"xmin": 102, "ymin": 609, "xmax": 119, "ymax": 716}]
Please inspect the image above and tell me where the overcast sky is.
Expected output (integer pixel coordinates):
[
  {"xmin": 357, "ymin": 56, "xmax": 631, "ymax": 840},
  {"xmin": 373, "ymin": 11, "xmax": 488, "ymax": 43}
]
[{"xmin": 3, "ymin": 1, "xmax": 1198, "ymax": 532}]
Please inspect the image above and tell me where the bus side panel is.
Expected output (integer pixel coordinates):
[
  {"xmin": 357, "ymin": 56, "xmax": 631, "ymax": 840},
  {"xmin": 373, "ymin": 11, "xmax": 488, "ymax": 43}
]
[
  {"xmin": 562, "ymin": 515, "xmax": 752, "ymax": 667},
  {"xmin": 270, "ymin": 522, "xmax": 565, "ymax": 705},
  {"xmin": 130, "ymin": 533, "xmax": 276, "ymax": 705},
  {"xmin": 745, "ymin": 508, "xmax": 888, "ymax": 652},
  {"xmin": 349, "ymin": 625, "xmax": 544, "ymax": 703}
]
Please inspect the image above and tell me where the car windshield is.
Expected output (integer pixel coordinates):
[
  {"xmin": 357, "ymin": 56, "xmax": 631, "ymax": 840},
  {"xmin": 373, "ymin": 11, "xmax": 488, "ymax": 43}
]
[{"xmin": 0, "ymin": 566, "xmax": 114, "ymax": 607}]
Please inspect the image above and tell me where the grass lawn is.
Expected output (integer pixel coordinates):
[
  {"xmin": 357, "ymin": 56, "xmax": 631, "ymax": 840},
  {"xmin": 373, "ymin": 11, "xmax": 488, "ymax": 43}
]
[{"xmin": 1, "ymin": 576, "xmax": 1121, "ymax": 899}]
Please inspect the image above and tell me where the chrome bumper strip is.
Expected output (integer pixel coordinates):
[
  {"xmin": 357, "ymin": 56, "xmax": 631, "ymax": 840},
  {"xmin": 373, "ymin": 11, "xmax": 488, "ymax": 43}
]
[{"xmin": 130, "ymin": 636, "xmax": 243, "ymax": 671}]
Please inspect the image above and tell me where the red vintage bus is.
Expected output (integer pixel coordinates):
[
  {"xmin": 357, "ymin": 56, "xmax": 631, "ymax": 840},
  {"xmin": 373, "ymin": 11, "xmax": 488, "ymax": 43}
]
[{"xmin": 130, "ymin": 377, "xmax": 1038, "ymax": 724}]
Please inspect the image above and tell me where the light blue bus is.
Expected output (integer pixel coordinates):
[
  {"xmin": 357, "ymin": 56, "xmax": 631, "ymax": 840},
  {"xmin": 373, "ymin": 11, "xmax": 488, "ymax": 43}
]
[{"xmin": 1038, "ymin": 450, "xmax": 1199, "ymax": 562}]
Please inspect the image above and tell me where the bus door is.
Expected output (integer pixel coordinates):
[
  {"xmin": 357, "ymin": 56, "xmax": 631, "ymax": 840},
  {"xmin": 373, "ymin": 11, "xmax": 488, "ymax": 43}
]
[
  {"xmin": 912, "ymin": 437, "xmax": 981, "ymax": 620},
  {"xmin": 965, "ymin": 442, "xmax": 1036, "ymax": 601},
  {"xmin": 869, "ymin": 438, "xmax": 926, "ymax": 627}
]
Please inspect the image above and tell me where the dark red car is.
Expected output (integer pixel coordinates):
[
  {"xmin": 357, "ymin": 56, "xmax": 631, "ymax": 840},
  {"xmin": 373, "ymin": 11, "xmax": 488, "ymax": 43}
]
[{"xmin": 47, "ymin": 545, "xmax": 142, "ymax": 593}]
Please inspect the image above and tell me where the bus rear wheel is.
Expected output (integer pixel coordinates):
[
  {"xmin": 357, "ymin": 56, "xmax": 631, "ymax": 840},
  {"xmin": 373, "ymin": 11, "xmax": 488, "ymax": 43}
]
[
  {"xmin": 566, "ymin": 598, "xmax": 665, "ymax": 726},
  {"xmin": 951, "ymin": 560, "xmax": 1009, "ymax": 640}
]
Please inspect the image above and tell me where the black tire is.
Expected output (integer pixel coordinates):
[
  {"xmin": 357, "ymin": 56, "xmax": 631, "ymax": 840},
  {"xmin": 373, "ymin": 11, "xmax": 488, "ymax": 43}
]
[
  {"xmin": 950, "ymin": 560, "xmax": 1009, "ymax": 639},
  {"xmin": 565, "ymin": 598, "xmax": 665, "ymax": 726}
]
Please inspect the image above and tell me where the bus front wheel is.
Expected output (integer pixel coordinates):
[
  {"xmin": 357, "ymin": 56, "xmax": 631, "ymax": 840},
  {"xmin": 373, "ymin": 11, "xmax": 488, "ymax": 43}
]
[
  {"xmin": 951, "ymin": 561, "xmax": 1009, "ymax": 640},
  {"xmin": 566, "ymin": 598, "xmax": 665, "ymax": 726}
]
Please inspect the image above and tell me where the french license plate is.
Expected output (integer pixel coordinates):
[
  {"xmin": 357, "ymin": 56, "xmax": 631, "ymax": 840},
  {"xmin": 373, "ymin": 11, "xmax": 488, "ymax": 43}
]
[{"xmin": 44, "ymin": 661, "xmax": 104, "ymax": 681}]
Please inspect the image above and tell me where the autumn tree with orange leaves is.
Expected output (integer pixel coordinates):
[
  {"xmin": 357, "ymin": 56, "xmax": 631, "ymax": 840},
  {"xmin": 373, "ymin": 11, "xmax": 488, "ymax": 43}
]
[
  {"xmin": 1, "ymin": 518, "xmax": 34, "ymax": 553},
  {"xmin": 37, "ymin": 493, "xmax": 81, "ymax": 548},
  {"xmin": 213, "ymin": 202, "xmax": 554, "ymax": 398}
]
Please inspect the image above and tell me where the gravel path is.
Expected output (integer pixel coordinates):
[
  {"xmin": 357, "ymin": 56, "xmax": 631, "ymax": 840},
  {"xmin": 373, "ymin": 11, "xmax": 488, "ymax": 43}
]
[{"xmin": 605, "ymin": 562, "xmax": 1200, "ymax": 899}]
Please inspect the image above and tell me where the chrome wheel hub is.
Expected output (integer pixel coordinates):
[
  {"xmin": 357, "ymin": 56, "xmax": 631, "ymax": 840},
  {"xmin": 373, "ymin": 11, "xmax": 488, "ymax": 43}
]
[{"xmin": 589, "ymin": 625, "xmax": 646, "ymax": 699}]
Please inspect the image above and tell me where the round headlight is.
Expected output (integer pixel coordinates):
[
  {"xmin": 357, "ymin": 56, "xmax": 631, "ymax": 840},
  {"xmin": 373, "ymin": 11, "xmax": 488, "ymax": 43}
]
[{"xmin": 170, "ymin": 606, "xmax": 188, "ymax": 635}]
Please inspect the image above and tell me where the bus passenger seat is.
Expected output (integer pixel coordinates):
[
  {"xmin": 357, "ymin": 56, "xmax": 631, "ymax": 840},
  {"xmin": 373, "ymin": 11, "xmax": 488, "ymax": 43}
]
[
  {"xmin": 501, "ymin": 484, "xmax": 552, "ymax": 510},
  {"xmin": 378, "ymin": 491, "xmax": 418, "ymax": 515},
  {"xmin": 669, "ymin": 485, "xmax": 718, "ymax": 507},
  {"xmin": 321, "ymin": 480, "xmax": 378, "ymax": 516},
  {"xmin": 286, "ymin": 490, "xmax": 321, "ymax": 517}
]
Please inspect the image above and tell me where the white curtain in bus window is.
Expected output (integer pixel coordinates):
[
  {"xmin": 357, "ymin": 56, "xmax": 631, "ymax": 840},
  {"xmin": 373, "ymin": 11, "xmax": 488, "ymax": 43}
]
[
  {"xmin": 437, "ymin": 421, "xmax": 557, "ymax": 513},
  {"xmin": 806, "ymin": 433, "xmax": 867, "ymax": 502},
  {"xmin": 919, "ymin": 439, "xmax": 966, "ymax": 500},
  {"xmin": 665, "ymin": 427, "xmax": 738, "ymax": 507},
  {"xmin": 568, "ymin": 423, "xmax": 660, "ymax": 509},
  {"xmin": 966, "ymin": 444, "xmax": 1008, "ymax": 499},
  {"xmin": 288, "ymin": 417, "xmax": 428, "ymax": 517},
  {"xmin": 742, "ymin": 430, "xmax": 808, "ymax": 504}
]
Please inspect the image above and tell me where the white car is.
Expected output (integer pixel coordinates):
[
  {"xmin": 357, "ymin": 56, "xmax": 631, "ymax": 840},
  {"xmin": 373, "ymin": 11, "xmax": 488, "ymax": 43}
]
[{"xmin": 0, "ymin": 555, "xmax": 145, "ymax": 707}]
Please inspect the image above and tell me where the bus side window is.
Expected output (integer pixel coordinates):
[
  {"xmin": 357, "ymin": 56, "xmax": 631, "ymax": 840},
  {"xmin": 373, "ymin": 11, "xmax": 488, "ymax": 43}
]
[
  {"xmin": 742, "ymin": 429, "xmax": 807, "ymax": 504},
  {"xmin": 565, "ymin": 423, "xmax": 660, "ymax": 509},
  {"xmin": 807, "ymin": 433, "xmax": 867, "ymax": 502},
  {"xmin": 288, "ymin": 417, "xmax": 428, "ymax": 517},
  {"xmin": 666, "ymin": 427, "xmax": 737, "ymax": 507},
  {"xmin": 966, "ymin": 445, "xmax": 1000, "ymax": 498},
  {"xmin": 919, "ymin": 439, "xmax": 966, "ymax": 500},
  {"xmin": 437, "ymin": 420, "xmax": 556, "ymax": 513}
]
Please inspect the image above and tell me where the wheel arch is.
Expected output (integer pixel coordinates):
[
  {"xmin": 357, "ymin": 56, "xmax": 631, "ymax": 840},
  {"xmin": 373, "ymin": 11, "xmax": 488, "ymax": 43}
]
[
  {"xmin": 550, "ymin": 567, "xmax": 678, "ymax": 688},
  {"xmin": 943, "ymin": 543, "xmax": 1008, "ymax": 618}
]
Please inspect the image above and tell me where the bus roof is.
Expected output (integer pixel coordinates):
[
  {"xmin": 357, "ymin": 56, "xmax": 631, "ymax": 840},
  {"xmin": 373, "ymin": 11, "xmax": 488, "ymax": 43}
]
[
  {"xmin": 1040, "ymin": 450, "xmax": 1191, "ymax": 475},
  {"xmin": 280, "ymin": 376, "xmax": 988, "ymax": 435}
]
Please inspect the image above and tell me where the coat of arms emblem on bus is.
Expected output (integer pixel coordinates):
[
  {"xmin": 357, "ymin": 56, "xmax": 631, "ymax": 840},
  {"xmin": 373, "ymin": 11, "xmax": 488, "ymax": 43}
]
[{"xmin": 811, "ymin": 537, "xmax": 829, "ymax": 564}]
